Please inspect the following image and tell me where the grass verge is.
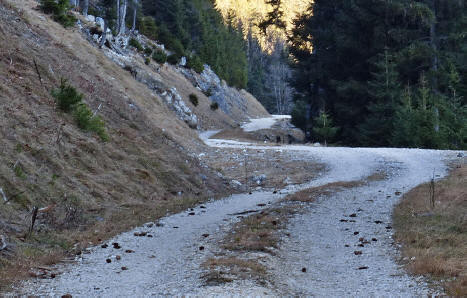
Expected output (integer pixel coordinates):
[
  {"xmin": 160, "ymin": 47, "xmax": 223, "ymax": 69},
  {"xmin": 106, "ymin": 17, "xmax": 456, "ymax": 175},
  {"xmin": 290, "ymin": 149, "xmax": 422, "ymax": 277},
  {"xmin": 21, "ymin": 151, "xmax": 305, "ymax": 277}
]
[{"xmin": 393, "ymin": 166, "xmax": 466, "ymax": 296}]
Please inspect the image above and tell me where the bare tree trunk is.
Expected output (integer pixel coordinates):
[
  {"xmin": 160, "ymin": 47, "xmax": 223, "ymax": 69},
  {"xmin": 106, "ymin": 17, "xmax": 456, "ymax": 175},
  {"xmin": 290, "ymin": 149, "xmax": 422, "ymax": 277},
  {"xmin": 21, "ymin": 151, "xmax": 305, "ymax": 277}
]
[
  {"xmin": 99, "ymin": 20, "xmax": 108, "ymax": 48},
  {"xmin": 116, "ymin": 0, "xmax": 120, "ymax": 33},
  {"xmin": 82, "ymin": 0, "xmax": 88, "ymax": 16},
  {"xmin": 118, "ymin": 0, "xmax": 127, "ymax": 35},
  {"xmin": 131, "ymin": 0, "xmax": 137, "ymax": 31}
]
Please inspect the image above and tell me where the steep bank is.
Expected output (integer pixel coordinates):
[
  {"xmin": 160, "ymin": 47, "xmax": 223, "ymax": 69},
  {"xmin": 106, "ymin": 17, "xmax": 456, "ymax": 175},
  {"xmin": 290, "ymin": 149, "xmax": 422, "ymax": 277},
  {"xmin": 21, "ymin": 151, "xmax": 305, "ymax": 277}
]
[{"xmin": 0, "ymin": 0, "xmax": 268, "ymax": 287}]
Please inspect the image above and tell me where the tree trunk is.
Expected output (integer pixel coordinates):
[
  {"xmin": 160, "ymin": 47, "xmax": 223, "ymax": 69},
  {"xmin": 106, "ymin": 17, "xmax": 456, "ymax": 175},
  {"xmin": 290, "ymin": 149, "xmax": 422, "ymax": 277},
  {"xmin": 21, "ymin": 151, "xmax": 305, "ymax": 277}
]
[
  {"xmin": 82, "ymin": 0, "xmax": 88, "ymax": 16},
  {"xmin": 116, "ymin": 0, "xmax": 120, "ymax": 33},
  {"xmin": 131, "ymin": 0, "xmax": 137, "ymax": 31},
  {"xmin": 99, "ymin": 20, "xmax": 108, "ymax": 48},
  {"xmin": 118, "ymin": 0, "xmax": 127, "ymax": 35}
]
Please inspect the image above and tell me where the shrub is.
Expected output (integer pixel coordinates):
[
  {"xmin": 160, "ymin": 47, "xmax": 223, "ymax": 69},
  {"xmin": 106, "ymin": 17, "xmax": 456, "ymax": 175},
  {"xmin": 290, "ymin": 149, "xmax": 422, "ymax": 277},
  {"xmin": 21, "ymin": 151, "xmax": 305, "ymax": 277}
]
[
  {"xmin": 39, "ymin": 0, "xmax": 76, "ymax": 28},
  {"xmin": 204, "ymin": 88, "xmax": 213, "ymax": 97},
  {"xmin": 210, "ymin": 102, "xmax": 219, "ymax": 111},
  {"xmin": 52, "ymin": 79, "xmax": 83, "ymax": 112},
  {"xmin": 187, "ymin": 55, "xmax": 204, "ymax": 73},
  {"xmin": 73, "ymin": 103, "xmax": 109, "ymax": 141},
  {"xmin": 152, "ymin": 49, "xmax": 167, "ymax": 64},
  {"xmin": 129, "ymin": 38, "xmax": 143, "ymax": 51},
  {"xmin": 144, "ymin": 47, "xmax": 153, "ymax": 56},
  {"xmin": 144, "ymin": 57, "xmax": 151, "ymax": 65},
  {"xmin": 167, "ymin": 54, "xmax": 180, "ymax": 65},
  {"xmin": 52, "ymin": 79, "xmax": 108, "ymax": 141},
  {"xmin": 189, "ymin": 94, "xmax": 198, "ymax": 106}
]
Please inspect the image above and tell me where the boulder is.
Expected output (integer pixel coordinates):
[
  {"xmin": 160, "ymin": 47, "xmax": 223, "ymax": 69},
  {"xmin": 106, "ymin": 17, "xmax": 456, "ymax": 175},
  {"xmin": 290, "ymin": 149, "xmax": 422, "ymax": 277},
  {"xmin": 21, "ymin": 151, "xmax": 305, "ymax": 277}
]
[
  {"xmin": 96, "ymin": 17, "xmax": 105, "ymax": 29},
  {"xmin": 86, "ymin": 15, "xmax": 95, "ymax": 23},
  {"xmin": 180, "ymin": 56, "xmax": 187, "ymax": 66}
]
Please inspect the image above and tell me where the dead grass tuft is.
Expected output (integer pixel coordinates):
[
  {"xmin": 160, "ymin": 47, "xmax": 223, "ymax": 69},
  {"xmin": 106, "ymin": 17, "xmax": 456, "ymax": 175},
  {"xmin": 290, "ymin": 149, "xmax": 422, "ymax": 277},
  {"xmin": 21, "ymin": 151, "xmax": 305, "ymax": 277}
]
[
  {"xmin": 202, "ymin": 257, "xmax": 266, "ymax": 285},
  {"xmin": 393, "ymin": 166, "xmax": 467, "ymax": 296},
  {"xmin": 223, "ymin": 209, "xmax": 288, "ymax": 252}
]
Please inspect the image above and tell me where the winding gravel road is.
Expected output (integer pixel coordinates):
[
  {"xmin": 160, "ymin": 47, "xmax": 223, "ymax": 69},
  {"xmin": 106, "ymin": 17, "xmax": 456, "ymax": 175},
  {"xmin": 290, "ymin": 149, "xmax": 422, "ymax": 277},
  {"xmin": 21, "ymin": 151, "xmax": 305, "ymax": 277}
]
[{"xmin": 15, "ymin": 117, "xmax": 461, "ymax": 297}]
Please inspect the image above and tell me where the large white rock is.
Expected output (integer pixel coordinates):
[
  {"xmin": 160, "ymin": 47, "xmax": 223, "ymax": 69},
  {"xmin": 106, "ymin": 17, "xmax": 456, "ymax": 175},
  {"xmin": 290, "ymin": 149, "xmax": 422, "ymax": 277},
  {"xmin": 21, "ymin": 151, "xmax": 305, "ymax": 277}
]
[
  {"xmin": 179, "ymin": 56, "xmax": 187, "ymax": 66},
  {"xmin": 96, "ymin": 17, "xmax": 105, "ymax": 29},
  {"xmin": 86, "ymin": 15, "xmax": 95, "ymax": 23}
]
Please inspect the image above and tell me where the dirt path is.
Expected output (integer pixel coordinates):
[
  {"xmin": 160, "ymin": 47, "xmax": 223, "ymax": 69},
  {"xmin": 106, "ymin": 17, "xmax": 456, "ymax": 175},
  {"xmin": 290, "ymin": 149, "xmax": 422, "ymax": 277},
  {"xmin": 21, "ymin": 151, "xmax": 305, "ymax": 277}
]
[{"xmin": 14, "ymin": 118, "xmax": 460, "ymax": 296}]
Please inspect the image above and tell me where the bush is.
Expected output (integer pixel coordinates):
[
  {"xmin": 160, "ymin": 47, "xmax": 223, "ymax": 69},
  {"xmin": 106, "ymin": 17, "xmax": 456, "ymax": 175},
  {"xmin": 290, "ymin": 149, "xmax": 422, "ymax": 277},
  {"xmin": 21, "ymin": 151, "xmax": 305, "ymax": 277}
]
[
  {"xmin": 204, "ymin": 88, "xmax": 213, "ymax": 97},
  {"xmin": 189, "ymin": 94, "xmax": 198, "ymax": 106},
  {"xmin": 39, "ymin": 0, "xmax": 76, "ymax": 28},
  {"xmin": 52, "ymin": 79, "xmax": 83, "ymax": 112},
  {"xmin": 167, "ymin": 54, "xmax": 180, "ymax": 65},
  {"xmin": 210, "ymin": 102, "xmax": 219, "ymax": 111},
  {"xmin": 187, "ymin": 55, "xmax": 204, "ymax": 73},
  {"xmin": 144, "ymin": 47, "xmax": 153, "ymax": 56},
  {"xmin": 73, "ymin": 103, "xmax": 109, "ymax": 141},
  {"xmin": 129, "ymin": 38, "xmax": 143, "ymax": 51},
  {"xmin": 152, "ymin": 49, "xmax": 167, "ymax": 64},
  {"xmin": 144, "ymin": 58, "xmax": 151, "ymax": 65},
  {"xmin": 52, "ymin": 79, "xmax": 108, "ymax": 141}
]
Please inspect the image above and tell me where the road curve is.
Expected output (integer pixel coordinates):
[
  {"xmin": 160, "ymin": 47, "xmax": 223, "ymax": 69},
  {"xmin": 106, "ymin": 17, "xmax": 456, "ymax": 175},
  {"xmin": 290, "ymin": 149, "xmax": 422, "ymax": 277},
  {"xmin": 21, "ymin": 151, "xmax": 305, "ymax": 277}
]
[{"xmin": 14, "ymin": 120, "xmax": 460, "ymax": 297}]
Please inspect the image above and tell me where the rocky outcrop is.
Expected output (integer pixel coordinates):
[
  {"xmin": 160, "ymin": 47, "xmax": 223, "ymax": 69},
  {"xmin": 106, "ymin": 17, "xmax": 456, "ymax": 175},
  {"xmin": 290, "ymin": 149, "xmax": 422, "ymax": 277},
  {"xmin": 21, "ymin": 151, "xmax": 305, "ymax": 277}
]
[
  {"xmin": 79, "ymin": 18, "xmax": 199, "ymax": 129},
  {"xmin": 161, "ymin": 88, "xmax": 198, "ymax": 129},
  {"xmin": 180, "ymin": 66, "xmax": 269, "ymax": 122}
]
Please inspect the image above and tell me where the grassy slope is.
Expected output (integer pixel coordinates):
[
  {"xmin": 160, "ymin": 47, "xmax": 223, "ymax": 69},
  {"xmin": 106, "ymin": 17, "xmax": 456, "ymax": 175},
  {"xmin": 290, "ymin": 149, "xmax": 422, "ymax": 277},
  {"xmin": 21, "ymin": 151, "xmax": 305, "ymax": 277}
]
[
  {"xmin": 393, "ymin": 165, "xmax": 466, "ymax": 296},
  {"xmin": 0, "ymin": 0, "xmax": 234, "ymax": 288}
]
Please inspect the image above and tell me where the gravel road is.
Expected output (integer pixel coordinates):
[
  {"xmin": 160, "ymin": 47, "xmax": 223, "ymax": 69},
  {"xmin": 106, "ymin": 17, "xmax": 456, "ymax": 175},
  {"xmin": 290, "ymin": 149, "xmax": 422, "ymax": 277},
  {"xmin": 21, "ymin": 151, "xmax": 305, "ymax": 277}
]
[{"xmin": 14, "ymin": 117, "xmax": 461, "ymax": 297}]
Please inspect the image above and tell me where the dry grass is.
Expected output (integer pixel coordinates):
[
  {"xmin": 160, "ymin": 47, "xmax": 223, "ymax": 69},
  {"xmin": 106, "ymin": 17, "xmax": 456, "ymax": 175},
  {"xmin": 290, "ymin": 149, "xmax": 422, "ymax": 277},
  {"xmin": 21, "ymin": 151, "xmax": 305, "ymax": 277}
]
[
  {"xmin": 202, "ymin": 257, "xmax": 267, "ymax": 285},
  {"xmin": 393, "ymin": 166, "xmax": 467, "ymax": 296},
  {"xmin": 223, "ymin": 208, "xmax": 290, "ymax": 253}
]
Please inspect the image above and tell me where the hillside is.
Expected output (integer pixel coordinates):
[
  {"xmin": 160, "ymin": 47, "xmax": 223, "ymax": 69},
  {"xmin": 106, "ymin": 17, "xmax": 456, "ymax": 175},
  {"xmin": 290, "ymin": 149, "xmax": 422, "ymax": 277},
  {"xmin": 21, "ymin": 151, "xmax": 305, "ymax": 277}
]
[{"xmin": 0, "ymin": 0, "xmax": 268, "ymax": 286}]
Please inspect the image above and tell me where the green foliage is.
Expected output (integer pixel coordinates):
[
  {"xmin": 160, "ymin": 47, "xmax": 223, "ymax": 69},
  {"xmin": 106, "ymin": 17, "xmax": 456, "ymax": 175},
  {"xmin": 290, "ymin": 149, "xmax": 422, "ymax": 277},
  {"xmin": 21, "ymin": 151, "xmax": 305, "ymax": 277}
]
[
  {"xmin": 139, "ymin": 16, "xmax": 158, "ymax": 40},
  {"xmin": 144, "ymin": 57, "xmax": 151, "ymax": 65},
  {"xmin": 52, "ymin": 80, "xmax": 108, "ymax": 141},
  {"xmin": 189, "ymin": 94, "xmax": 198, "ymax": 106},
  {"xmin": 167, "ymin": 54, "xmax": 180, "ymax": 65},
  {"xmin": 52, "ymin": 79, "xmax": 83, "ymax": 112},
  {"xmin": 39, "ymin": 0, "xmax": 76, "ymax": 27},
  {"xmin": 144, "ymin": 47, "xmax": 153, "ymax": 56},
  {"xmin": 14, "ymin": 164, "xmax": 26, "ymax": 179},
  {"xmin": 290, "ymin": 101, "xmax": 307, "ymax": 131},
  {"xmin": 141, "ymin": 0, "xmax": 248, "ymax": 88},
  {"xmin": 152, "ymin": 49, "xmax": 167, "ymax": 64},
  {"xmin": 210, "ymin": 102, "xmax": 219, "ymax": 111},
  {"xmin": 290, "ymin": 0, "xmax": 467, "ymax": 149},
  {"xmin": 187, "ymin": 55, "xmax": 204, "ymax": 73},
  {"xmin": 129, "ymin": 38, "xmax": 143, "ymax": 51},
  {"xmin": 312, "ymin": 111, "xmax": 338, "ymax": 145},
  {"xmin": 73, "ymin": 104, "xmax": 109, "ymax": 141}
]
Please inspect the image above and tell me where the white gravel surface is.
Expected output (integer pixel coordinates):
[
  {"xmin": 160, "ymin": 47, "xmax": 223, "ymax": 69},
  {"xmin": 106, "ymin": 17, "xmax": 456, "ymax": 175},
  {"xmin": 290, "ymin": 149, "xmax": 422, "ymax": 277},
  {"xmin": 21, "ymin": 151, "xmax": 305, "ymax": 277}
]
[
  {"xmin": 241, "ymin": 115, "xmax": 291, "ymax": 132},
  {"xmin": 13, "ymin": 118, "xmax": 462, "ymax": 297}
]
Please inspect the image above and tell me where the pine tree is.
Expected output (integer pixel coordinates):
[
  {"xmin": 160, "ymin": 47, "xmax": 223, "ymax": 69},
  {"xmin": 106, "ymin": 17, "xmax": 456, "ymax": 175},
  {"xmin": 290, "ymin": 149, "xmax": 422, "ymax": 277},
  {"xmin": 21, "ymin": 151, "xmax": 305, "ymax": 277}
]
[
  {"xmin": 359, "ymin": 50, "xmax": 401, "ymax": 146},
  {"xmin": 312, "ymin": 110, "xmax": 338, "ymax": 146}
]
